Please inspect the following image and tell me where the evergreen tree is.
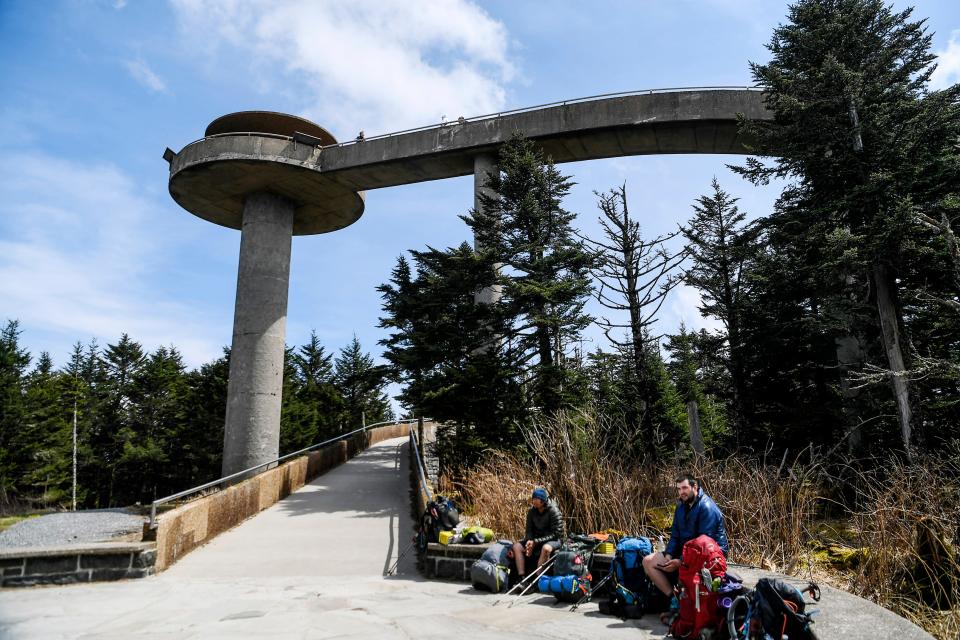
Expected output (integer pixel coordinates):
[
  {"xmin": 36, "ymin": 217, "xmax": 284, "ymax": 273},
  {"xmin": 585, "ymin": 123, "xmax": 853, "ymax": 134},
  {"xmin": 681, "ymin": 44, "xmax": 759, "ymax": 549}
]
[
  {"xmin": 682, "ymin": 179, "xmax": 758, "ymax": 444},
  {"xmin": 0, "ymin": 320, "xmax": 30, "ymax": 507},
  {"xmin": 67, "ymin": 339, "xmax": 106, "ymax": 508},
  {"xmin": 664, "ymin": 325, "xmax": 729, "ymax": 452},
  {"xmin": 20, "ymin": 353, "xmax": 73, "ymax": 507},
  {"xmin": 96, "ymin": 334, "xmax": 146, "ymax": 506},
  {"xmin": 464, "ymin": 133, "xmax": 595, "ymax": 413},
  {"xmin": 334, "ymin": 335, "xmax": 392, "ymax": 430},
  {"xmin": 285, "ymin": 332, "xmax": 342, "ymax": 450},
  {"xmin": 118, "ymin": 346, "xmax": 187, "ymax": 503},
  {"xmin": 736, "ymin": 0, "xmax": 960, "ymax": 455},
  {"xmin": 379, "ymin": 245, "xmax": 527, "ymax": 466},
  {"xmin": 174, "ymin": 349, "xmax": 229, "ymax": 489}
]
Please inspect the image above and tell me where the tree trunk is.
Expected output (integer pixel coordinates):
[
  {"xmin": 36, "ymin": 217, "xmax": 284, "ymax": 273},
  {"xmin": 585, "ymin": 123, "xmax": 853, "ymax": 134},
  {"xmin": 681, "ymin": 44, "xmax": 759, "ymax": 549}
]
[
  {"xmin": 872, "ymin": 263, "xmax": 912, "ymax": 459},
  {"xmin": 835, "ymin": 334, "xmax": 865, "ymax": 455},
  {"xmin": 727, "ymin": 318, "xmax": 747, "ymax": 448},
  {"xmin": 687, "ymin": 400, "xmax": 705, "ymax": 456}
]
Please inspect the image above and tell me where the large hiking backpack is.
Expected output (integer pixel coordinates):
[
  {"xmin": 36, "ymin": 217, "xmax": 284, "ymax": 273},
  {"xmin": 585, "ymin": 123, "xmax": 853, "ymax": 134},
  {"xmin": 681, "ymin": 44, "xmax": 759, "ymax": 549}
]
[
  {"xmin": 728, "ymin": 578, "xmax": 820, "ymax": 640},
  {"xmin": 470, "ymin": 540, "xmax": 512, "ymax": 593},
  {"xmin": 599, "ymin": 536, "xmax": 654, "ymax": 618},
  {"xmin": 416, "ymin": 496, "xmax": 459, "ymax": 551},
  {"xmin": 552, "ymin": 540, "xmax": 595, "ymax": 578},
  {"xmin": 670, "ymin": 534, "xmax": 728, "ymax": 639},
  {"xmin": 539, "ymin": 538, "xmax": 597, "ymax": 603}
]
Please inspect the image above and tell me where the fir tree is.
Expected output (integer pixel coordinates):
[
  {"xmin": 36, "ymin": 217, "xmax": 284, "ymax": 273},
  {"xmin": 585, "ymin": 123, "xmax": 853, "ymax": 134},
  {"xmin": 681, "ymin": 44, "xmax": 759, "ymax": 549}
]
[
  {"xmin": 682, "ymin": 179, "xmax": 757, "ymax": 444},
  {"xmin": 736, "ymin": 0, "xmax": 960, "ymax": 456},
  {"xmin": 334, "ymin": 335, "xmax": 391, "ymax": 430},
  {"xmin": 464, "ymin": 133, "xmax": 595, "ymax": 413},
  {"xmin": 0, "ymin": 320, "xmax": 31, "ymax": 506}
]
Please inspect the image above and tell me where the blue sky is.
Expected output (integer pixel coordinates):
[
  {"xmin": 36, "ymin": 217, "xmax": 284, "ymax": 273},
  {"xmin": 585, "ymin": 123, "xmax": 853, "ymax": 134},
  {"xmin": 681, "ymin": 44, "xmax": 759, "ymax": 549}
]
[{"xmin": 2, "ymin": 0, "xmax": 958, "ymax": 376}]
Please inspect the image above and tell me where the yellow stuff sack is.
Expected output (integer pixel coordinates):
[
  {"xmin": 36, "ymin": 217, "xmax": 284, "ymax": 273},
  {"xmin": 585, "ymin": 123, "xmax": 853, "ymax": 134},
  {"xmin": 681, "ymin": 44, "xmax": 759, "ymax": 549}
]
[{"xmin": 462, "ymin": 526, "xmax": 494, "ymax": 544}]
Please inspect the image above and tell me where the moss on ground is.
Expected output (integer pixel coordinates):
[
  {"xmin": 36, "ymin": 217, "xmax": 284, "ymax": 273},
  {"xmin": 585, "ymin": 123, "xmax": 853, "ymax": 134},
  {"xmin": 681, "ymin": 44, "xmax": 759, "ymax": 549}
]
[{"xmin": 0, "ymin": 513, "xmax": 40, "ymax": 533}]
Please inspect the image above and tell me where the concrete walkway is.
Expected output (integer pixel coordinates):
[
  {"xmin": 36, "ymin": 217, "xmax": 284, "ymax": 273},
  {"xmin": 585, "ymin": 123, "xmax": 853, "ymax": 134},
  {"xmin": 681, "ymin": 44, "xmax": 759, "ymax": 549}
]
[{"xmin": 0, "ymin": 436, "xmax": 933, "ymax": 639}]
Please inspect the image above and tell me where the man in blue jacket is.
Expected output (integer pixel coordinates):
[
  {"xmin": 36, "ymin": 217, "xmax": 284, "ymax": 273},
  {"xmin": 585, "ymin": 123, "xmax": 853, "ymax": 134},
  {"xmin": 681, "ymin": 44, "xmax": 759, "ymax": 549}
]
[{"xmin": 642, "ymin": 474, "xmax": 729, "ymax": 599}]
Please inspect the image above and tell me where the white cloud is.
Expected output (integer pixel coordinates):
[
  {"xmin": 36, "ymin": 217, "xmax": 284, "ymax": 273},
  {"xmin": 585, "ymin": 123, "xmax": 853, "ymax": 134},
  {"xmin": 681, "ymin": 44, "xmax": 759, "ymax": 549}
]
[
  {"xmin": 169, "ymin": 0, "xmax": 515, "ymax": 135},
  {"xmin": 667, "ymin": 285, "xmax": 724, "ymax": 334},
  {"xmin": 931, "ymin": 30, "xmax": 960, "ymax": 91},
  {"xmin": 124, "ymin": 58, "xmax": 168, "ymax": 93},
  {"xmin": 0, "ymin": 153, "xmax": 223, "ymax": 368}
]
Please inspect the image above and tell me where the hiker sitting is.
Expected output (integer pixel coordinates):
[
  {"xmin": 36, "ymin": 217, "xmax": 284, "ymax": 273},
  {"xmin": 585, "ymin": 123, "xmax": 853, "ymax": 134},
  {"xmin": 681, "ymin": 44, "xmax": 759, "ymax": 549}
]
[
  {"xmin": 511, "ymin": 487, "xmax": 564, "ymax": 580},
  {"xmin": 642, "ymin": 474, "xmax": 729, "ymax": 601}
]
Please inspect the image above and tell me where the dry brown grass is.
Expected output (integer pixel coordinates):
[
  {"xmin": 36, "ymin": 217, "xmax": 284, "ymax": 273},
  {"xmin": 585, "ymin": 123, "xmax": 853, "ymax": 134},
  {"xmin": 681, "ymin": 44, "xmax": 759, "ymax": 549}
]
[
  {"xmin": 843, "ymin": 455, "xmax": 960, "ymax": 639},
  {"xmin": 443, "ymin": 411, "xmax": 960, "ymax": 639}
]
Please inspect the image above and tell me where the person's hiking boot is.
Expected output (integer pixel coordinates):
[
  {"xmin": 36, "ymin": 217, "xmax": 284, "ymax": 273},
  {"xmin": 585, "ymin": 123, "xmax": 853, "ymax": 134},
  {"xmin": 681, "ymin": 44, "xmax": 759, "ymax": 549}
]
[
  {"xmin": 658, "ymin": 595, "xmax": 680, "ymax": 627},
  {"xmin": 647, "ymin": 589, "xmax": 672, "ymax": 613}
]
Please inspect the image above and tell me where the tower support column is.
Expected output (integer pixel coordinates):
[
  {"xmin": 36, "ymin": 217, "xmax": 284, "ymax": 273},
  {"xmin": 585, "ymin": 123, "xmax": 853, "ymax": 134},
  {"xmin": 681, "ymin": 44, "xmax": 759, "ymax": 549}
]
[
  {"xmin": 222, "ymin": 191, "xmax": 295, "ymax": 477},
  {"xmin": 473, "ymin": 153, "xmax": 502, "ymax": 304}
]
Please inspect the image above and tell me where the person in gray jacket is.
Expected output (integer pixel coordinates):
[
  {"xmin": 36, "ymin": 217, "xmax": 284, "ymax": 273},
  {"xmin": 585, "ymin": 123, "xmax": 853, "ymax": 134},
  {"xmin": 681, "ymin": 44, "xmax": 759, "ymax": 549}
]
[{"xmin": 511, "ymin": 487, "xmax": 564, "ymax": 579}]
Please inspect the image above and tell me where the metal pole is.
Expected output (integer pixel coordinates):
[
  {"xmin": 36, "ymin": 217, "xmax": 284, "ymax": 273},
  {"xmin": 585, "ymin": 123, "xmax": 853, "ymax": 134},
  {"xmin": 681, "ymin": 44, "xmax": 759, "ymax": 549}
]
[{"xmin": 417, "ymin": 416, "xmax": 425, "ymax": 462}]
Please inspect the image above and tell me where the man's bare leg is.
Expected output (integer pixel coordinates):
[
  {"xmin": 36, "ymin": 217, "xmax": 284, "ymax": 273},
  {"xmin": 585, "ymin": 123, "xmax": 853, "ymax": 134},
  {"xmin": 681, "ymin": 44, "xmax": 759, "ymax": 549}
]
[
  {"xmin": 538, "ymin": 543, "xmax": 554, "ymax": 568},
  {"xmin": 642, "ymin": 551, "xmax": 675, "ymax": 596},
  {"xmin": 512, "ymin": 542, "xmax": 527, "ymax": 576}
]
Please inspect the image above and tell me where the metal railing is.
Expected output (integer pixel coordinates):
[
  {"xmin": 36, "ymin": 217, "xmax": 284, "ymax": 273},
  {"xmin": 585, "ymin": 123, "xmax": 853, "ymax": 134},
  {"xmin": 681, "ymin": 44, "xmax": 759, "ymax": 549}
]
[
  {"xmin": 409, "ymin": 424, "xmax": 433, "ymax": 503},
  {"xmin": 325, "ymin": 85, "xmax": 763, "ymax": 148},
  {"xmin": 148, "ymin": 418, "xmax": 423, "ymax": 528},
  {"xmin": 179, "ymin": 85, "xmax": 762, "ymax": 152}
]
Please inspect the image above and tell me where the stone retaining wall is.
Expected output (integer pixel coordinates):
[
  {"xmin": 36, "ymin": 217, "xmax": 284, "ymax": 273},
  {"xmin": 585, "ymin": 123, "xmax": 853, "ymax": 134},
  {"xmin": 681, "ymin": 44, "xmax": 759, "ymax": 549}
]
[
  {"xmin": 154, "ymin": 422, "xmax": 417, "ymax": 572},
  {"xmin": 0, "ymin": 542, "xmax": 156, "ymax": 588},
  {"xmin": 423, "ymin": 542, "xmax": 613, "ymax": 582}
]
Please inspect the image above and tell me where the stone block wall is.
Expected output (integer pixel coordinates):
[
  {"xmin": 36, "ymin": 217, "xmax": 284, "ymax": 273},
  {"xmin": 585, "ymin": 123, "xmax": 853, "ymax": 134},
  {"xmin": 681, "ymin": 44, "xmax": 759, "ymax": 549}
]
[
  {"xmin": 421, "ymin": 541, "xmax": 614, "ymax": 583},
  {"xmin": 0, "ymin": 543, "xmax": 156, "ymax": 588},
  {"xmin": 155, "ymin": 421, "xmax": 421, "ymax": 572}
]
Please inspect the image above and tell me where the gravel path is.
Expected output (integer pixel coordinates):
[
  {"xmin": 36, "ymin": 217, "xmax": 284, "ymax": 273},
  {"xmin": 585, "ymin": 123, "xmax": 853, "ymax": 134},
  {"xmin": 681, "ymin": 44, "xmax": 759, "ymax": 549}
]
[{"xmin": 0, "ymin": 509, "xmax": 146, "ymax": 548}]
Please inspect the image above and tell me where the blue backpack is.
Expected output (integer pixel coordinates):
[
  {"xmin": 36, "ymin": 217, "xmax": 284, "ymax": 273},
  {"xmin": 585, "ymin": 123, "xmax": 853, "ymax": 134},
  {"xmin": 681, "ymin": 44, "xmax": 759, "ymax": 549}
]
[{"xmin": 602, "ymin": 536, "xmax": 654, "ymax": 616}]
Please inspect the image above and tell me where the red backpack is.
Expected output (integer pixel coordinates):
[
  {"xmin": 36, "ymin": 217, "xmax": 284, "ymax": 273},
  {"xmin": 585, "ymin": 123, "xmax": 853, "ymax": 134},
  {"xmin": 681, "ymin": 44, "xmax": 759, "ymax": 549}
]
[{"xmin": 670, "ymin": 535, "xmax": 728, "ymax": 639}]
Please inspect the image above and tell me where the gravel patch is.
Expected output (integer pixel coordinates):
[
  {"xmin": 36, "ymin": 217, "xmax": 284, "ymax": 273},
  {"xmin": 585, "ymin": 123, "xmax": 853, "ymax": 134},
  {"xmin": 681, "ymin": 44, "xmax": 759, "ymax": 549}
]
[{"xmin": 0, "ymin": 509, "xmax": 146, "ymax": 549}]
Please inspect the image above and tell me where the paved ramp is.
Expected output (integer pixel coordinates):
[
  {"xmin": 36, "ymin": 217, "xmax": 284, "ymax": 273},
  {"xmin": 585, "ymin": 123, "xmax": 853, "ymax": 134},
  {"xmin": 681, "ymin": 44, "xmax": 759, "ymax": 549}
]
[
  {"xmin": 165, "ymin": 437, "xmax": 414, "ymax": 579},
  {"xmin": 0, "ymin": 436, "xmax": 933, "ymax": 639}
]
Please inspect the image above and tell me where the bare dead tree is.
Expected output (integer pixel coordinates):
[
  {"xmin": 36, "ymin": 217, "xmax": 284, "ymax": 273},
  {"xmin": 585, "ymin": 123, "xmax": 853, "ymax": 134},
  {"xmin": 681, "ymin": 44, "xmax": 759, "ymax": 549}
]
[
  {"xmin": 580, "ymin": 184, "xmax": 686, "ymax": 453},
  {"xmin": 583, "ymin": 184, "xmax": 686, "ymax": 349}
]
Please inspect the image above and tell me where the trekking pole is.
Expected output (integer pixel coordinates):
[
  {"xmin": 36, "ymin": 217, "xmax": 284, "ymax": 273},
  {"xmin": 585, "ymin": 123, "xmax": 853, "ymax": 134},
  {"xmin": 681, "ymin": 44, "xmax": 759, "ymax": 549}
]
[
  {"xmin": 493, "ymin": 554, "xmax": 555, "ymax": 606},
  {"xmin": 385, "ymin": 540, "xmax": 416, "ymax": 576},
  {"xmin": 569, "ymin": 571, "xmax": 612, "ymax": 612},
  {"xmin": 508, "ymin": 555, "xmax": 558, "ymax": 607}
]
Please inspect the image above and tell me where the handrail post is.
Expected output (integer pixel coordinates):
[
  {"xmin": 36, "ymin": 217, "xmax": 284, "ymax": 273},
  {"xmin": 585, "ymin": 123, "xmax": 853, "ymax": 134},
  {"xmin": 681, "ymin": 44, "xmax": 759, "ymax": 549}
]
[{"xmin": 417, "ymin": 415, "xmax": 425, "ymax": 462}]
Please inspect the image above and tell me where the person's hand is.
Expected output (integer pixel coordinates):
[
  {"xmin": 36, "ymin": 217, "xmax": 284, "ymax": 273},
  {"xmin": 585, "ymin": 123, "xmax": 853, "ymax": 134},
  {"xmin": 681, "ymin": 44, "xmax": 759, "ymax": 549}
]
[
  {"xmin": 657, "ymin": 558, "xmax": 681, "ymax": 572},
  {"xmin": 524, "ymin": 540, "xmax": 534, "ymax": 556}
]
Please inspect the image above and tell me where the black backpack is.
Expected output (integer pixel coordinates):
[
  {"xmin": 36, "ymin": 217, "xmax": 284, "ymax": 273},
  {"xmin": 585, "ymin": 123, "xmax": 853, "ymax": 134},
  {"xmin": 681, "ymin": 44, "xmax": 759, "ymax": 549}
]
[
  {"xmin": 729, "ymin": 578, "xmax": 820, "ymax": 640},
  {"xmin": 416, "ymin": 496, "xmax": 459, "ymax": 551},
  {"xmin": 552, "ymin": 540, "xmax": 594, "ymax": 579}
]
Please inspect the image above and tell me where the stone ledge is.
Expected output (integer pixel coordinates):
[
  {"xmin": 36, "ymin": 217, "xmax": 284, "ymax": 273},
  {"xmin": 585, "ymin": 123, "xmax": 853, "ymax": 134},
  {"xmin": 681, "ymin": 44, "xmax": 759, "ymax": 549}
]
[
  {"xmin": 0, "ymin": 542, "xmax": 156, "ymax": 588},
  {"xmin": 423, "ymin": 541, "xmax": 613, "ymax": 582},
  {"xmin": 0, "ymin": 542, "xmax": 155, "ymax": 560}
]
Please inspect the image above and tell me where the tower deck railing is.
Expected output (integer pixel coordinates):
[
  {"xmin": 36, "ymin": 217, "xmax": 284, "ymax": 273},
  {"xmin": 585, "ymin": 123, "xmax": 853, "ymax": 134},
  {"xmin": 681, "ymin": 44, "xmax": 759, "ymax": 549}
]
[{"xmin": 179, "ymin": 86, "xmax": 763, "ymax": 151}]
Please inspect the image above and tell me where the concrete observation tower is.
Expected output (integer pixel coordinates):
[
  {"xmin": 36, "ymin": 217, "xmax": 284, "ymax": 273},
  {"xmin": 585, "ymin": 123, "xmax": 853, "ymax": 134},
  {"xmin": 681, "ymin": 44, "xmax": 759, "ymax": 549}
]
[
  {"xmin": 165, "ymin": 90, "xmax": 769, "ymax": 479},
  {"xmin": 165, "ymin": 112, "xmax": 365, "ymax": 477}
]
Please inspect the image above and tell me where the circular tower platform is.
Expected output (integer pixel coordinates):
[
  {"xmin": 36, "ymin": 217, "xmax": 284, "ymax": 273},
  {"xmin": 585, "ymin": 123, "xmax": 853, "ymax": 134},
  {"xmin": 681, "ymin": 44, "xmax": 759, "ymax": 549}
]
[{"xmin": 168, "ymin": 111, "xmax": 364, "ymax": 235}]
